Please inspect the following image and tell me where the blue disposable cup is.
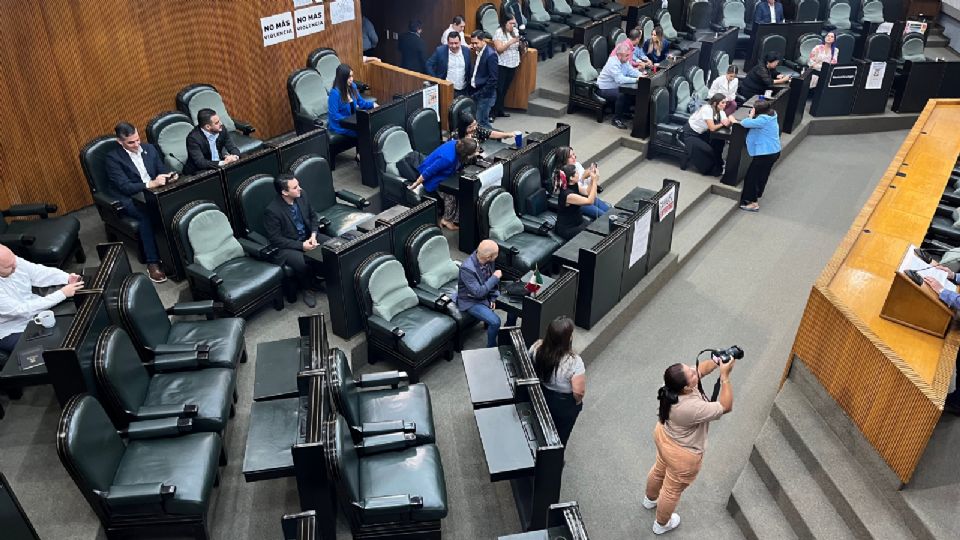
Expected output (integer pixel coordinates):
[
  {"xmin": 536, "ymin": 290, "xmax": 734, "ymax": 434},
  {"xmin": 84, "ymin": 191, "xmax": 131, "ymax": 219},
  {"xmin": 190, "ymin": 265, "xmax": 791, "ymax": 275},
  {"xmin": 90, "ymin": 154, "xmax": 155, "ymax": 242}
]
[{"xmin": 514, "ymin": 131, "xmax": 523, "ymax": 148}]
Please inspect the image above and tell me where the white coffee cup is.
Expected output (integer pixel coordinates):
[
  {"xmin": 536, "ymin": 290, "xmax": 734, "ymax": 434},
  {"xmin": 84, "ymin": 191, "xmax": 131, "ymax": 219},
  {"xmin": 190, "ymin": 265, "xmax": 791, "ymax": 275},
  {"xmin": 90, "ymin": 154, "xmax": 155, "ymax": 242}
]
[{"xmin": 33, "ymin": 310, "xmax": 55, "ymax": 329}]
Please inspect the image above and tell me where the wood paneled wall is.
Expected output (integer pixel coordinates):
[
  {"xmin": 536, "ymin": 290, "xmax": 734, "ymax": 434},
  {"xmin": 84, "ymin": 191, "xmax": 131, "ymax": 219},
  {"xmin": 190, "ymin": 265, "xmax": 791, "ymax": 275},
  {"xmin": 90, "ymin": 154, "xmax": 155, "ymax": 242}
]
[
  {"xmin": 0, "ymin": 0, "xmax": 363, "ymax": 214},
  {"xmin": 360, "ymin": 61, "xmax": 456, "ymax": 131},
  {"xmin": 361, "ymin": 0, "xmax": 459, "ymax": 67}
]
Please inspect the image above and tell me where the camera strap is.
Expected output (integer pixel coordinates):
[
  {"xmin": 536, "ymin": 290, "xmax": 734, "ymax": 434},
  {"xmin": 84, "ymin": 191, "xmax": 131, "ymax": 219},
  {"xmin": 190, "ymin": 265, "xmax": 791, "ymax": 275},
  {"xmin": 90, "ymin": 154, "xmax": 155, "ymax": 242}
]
[{"xmin": 695, "ymin": 351, "xmax": 723, "ymax": 402}]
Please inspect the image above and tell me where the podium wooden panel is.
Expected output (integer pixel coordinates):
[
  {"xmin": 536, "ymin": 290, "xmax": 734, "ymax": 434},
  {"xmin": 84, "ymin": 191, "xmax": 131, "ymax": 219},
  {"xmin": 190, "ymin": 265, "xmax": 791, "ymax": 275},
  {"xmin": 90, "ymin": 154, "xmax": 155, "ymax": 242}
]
[{"xmin": 785, "ymin": 99, "xmax": 960, "ymax": 484}]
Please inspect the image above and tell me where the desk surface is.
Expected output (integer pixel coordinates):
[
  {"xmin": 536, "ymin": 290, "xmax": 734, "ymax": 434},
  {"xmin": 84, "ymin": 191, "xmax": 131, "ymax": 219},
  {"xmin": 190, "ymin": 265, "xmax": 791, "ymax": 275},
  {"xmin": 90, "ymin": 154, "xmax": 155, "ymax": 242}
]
[
  {"xmin": 551, "ymin": 228, "xmax": 603, "ymax": 269},
  {"xmin": 242, "ymin": 397, "xmax": 303, "ymax": 482},
  {"xmin": 586, "ymin": 210, "xmax": 633, "ymax": 236},
  {"xmin": 462, "ymin": 346, "xmax": 517, "ymax": 408},
  {"xmin": 0, "ymin": 313, "xmax": 72, "ymax": 386},
  {"xmin": 474, "ymin": 403, "xmax": 536, "ymax": 482},
  {"xmin": 496, "ymin": 271, "xmax": 557, "ymax": 315},
  {"xmin": 253, "ymin": 337, "xmax": 303, "ymax": 401}
]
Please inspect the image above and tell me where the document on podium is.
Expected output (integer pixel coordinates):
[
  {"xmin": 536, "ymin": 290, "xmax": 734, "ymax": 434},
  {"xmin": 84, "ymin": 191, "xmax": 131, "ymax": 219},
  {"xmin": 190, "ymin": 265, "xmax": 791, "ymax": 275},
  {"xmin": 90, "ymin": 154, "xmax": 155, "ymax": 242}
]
[{"xmin": 899, "ymin": 244, "xmax": 953, "ymax": 291}]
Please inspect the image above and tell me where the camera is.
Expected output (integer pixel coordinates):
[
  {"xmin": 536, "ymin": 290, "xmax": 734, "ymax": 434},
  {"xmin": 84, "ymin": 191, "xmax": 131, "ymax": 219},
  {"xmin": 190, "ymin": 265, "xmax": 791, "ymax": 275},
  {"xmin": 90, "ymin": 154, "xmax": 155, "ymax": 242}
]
[{"xmin": 712, "ymin": 345, "xmax": 744, "ymax": 364}]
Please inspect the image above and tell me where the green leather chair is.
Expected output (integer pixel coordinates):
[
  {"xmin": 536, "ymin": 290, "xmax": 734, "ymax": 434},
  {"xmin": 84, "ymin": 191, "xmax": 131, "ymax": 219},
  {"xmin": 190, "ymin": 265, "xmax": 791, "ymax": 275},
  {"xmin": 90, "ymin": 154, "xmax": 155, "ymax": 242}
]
[
  {"xmin": 0, "ymin": 202, "xmax": 85, "ymax": 268},
  {"xmin": 176, "ymin": 83, "xmax": 264, "ymax": 155},
  {"xmin": 94, "ymin": 326, "xmax": 236, "ymax": 434},
  {"xmin": 117, "ymin": 273, "xmax": 247, "ymax": 368},
  {"xmin": 286, "ymin": 68, "xmax": 357, "ymax": 169},
  {"xmin": 57, "ymin": 395, "xmax": 222, "ymax": 540},
  {"xmin": 326, "ymin": 347, "xmax": 435, "ymax": 443},
  {"xmin": 374, "ymin": 125, "xmax": 424, "ymax": 209},
  {"xmin": 145, "ymin": 111, "xmax": 195, "ymax": 173},
  {"xmin": 447, "ymin": 96, "xmax": 477, "ymax": 138},
  {"xmin": 172, "ymin": 200, "xmax": 285, "ymax": 318},
  {"xmin": 325, "ymin": 414, "xmax": 447, "ymax": 536},
  {"xmin": 80, "ymin": 136, "xmax": 144, "ymax": 262},
  {"xmin": 406, "ymin": 108, "xmax": 443, "ymax": 156},
  {"xmin": 478, "ymin": 188, "xmax": 562, "ymax": 278},
  {"xmin": 354, "ymin": 253, "xmax": 457, "ymax": 380},
  {"xmin": 404, "ymin": 224, "xmax": 479, "ymax": 349},
  {"xmin": 289, "ymin": 154, "xmax": 374, "ymax": 237},
  {"xmin": 509, "ymin": 165, "xmax": 562, "ymax": 234}
]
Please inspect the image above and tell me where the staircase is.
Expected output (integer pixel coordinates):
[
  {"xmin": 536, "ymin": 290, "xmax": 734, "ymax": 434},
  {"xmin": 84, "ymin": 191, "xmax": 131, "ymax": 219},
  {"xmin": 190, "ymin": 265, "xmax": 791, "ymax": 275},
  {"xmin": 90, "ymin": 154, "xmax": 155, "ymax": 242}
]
[
  {"xmin": 728, "ymin": 361, "xmax": 936, "ymax": 539},
  {"xmin": 926, "ymin": 24, "xmax": 952, "ymax": 52}
]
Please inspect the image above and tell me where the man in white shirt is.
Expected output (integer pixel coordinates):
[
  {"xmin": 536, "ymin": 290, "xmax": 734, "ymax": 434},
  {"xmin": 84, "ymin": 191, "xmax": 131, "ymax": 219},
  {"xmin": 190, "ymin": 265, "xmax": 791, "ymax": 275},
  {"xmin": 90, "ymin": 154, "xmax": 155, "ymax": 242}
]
[
  {"xmin": 426, "ymin": 32, "xmax": 472, "ymax": 97},
  {"xmin": 753, "ymin": 0, "xmax": 784, "ymax": 24},
  {"xmin": 439, "ymin": 16, "xmax": 466, "ymax": 46},
  {"xmin": 597, "ymin": 45, "xmax": 641, "ymax": 129},
  {"xmin": 0, "ymin": 244, "xmax": 84, "ymax": 356}
]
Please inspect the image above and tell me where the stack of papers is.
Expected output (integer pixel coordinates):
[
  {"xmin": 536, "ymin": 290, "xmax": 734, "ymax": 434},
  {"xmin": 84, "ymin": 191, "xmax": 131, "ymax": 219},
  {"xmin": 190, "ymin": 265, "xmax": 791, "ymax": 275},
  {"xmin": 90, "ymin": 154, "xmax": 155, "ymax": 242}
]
[{"xmin": 899, "ymin": 244, "xmax": 954, "ymax": 291}]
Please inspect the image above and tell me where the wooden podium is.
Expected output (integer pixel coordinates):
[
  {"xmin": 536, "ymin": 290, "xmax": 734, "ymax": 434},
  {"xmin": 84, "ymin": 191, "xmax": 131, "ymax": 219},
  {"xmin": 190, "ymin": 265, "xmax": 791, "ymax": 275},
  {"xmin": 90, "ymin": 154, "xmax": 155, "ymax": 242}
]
[{"xmin": 880, "ymin": 248, "xmax": 954, "ymax": 338}]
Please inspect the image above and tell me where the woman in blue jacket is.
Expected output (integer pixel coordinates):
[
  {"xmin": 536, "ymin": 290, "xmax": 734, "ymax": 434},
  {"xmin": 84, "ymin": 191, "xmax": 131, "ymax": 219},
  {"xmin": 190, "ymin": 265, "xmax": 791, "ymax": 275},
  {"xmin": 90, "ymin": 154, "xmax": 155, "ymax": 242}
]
[
  {"xmin": 739, "ymin": 100, "xmax": 782, "ymax": 212},
  {"xmin": 327, "ymin": 64, "xmax": 377, "ymax": 158},
  {"xmin": 408, "ymin": 137, "xmax": 479, "ymax": 230}
]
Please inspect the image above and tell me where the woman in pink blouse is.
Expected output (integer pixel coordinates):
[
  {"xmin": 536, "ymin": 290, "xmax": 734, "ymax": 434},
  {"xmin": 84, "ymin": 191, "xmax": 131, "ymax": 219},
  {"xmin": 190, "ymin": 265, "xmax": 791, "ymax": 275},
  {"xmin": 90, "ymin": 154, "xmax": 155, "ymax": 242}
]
[{"xmin": 808, "ymin": 31, "xmax": 839, "ymax": 87}]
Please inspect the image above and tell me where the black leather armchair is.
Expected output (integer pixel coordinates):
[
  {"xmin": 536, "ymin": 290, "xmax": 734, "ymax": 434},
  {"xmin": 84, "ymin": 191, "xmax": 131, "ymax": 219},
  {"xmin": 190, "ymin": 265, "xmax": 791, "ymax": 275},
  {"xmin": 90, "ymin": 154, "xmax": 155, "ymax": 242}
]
[
  {"xmin": 568, "ymin": 44, "xmax": 608, "ymax": 122},
  {"xmin": 547, "ymin": 0, "xmax": 593, "ymax": 28},
  {"xmin": 324, "ymin": 414, "xmax": 447, "ymax": 537},
  {"xmin": 355, "ymin": 253, "xmax": 457, "ymax": 380},
  {"xmin": 80, "ymin": 136, "xmax": 143, "ymax": 261},
  {"xmin": 145, "ymin": 111, "xmax": 195, "ymax": 173},
  {"xmin": 510, "ymin": 165, "xmax": 561, "ymax": 233},
  {"xmin": 479, "ymin": 188, "xmax": 562, "ymax": 278},
  {"xmin": 863, "ymin": 32, "xmax": 892, "ymax": 62},
  {"xmin": 683, "ymin": 0, "xmax": 714, "ymax": 41},
  {"xmin": 711, "ymin": 1, "xmax": 749, "ymax": 51},
  {"xmin": 175, "ymin": 83, "xmax": 264, "ymax": 155},
  {"xmin": 287, "ymin": 68, "xmax": 356, "ymax": 169},
  {"xmin": 569, "ymin": 0, "xmax": 611, "ymax": 20},
  {"xmin": 375, "ymin": 126, "xmax": 424, "ymax": 209},
  {"xmin": 448, "ymin": 95, "xmax": 477, "ymax": 137},
  {"xmin": 607, "ymin": 27, "xmax": 626, "ymax": 51},
  {"xmin": 172, "ymin": 201, "xmax": 285, "ymax": 317},
  {"xmin": 290, "ymin": 154, "xmax": 374, "ymax": 237},
  {"xmin": 407, "ymin": 108, "xmax": 443, "ymax": 156},
  {"xmin": 796, "ymin": 0, "xmax": 819, "ymax": 21},
  {"xmin": 306, "ymin": 47, "xmax": 372, "ymax": 95},
  {"xmin": 326, "ymin": 347, "xmax": 436, "ymax": 443},
  {"xmin": 647, "ymin": 87, "xmax": 687, "ymax": 164},
  {"xmin": 405, "ymin": 224, "xmax": 479, "ymax": 349},
  {"xmin": 0, "ymin": 201, "xmax": 84, "ymax": 268},
  {"xmin": 824, "ymin": 0, "xmax": 853, "ymax": 32},
  {"xmin": 117, "ymin": 273, "xmax": 247, "ymax": 369},
  {"xmin": 94, "ymin": 326, "xmax": 236, "ymax": 434},
  {"xmin": 526, "ymin": 0, "xmax": 574, "ymax": 50},
  {"xmin": 668, "ymin": 75, "xmax": 693, "ymax": 122},
  {"xmin": 779, "ymin": 33, "xmax": 821, "ymax": 77},
  {"xmin": 57, "ymin": 395, "xmax": 222, "ymax": 540}
]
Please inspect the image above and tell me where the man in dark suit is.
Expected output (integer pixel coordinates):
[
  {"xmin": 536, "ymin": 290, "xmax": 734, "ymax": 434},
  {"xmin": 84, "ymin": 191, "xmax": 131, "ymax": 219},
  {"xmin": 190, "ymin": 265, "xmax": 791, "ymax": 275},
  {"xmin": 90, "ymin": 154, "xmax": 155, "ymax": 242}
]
[
  {"xmin": 426, "ymin": 31, "xmax": 472, "ymax": 97},
  {"xmin": 182, "ymin": 108, "xmax": 240, "ymax": 175},
  {"xmin": 753, "ymin": 0, "xmax": 785, "ymax": 24},
  {"xmin": 398, "ymin": 19, "xmax": 429, "ymax": 75},
  {"xmin": 263, "ymin": 174, "xmax": 327, "ymax": 307},
  {"xmin": 104, "ymin": 122, "xmax": 176, "ymax": 283},
  {"xmin": 468, "ymin": 29, "xmax": 499, "ymax": 129}
]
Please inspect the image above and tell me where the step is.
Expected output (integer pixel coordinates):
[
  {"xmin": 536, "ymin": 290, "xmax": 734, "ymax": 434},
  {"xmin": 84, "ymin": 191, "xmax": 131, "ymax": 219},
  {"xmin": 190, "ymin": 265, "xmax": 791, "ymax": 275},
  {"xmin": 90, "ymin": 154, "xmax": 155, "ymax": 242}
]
[
  {"xmin": 771, "ymin": 381, "xmax": 914, "ymax": 540},
  {"xmin": 590, "ymin": 145, "xmax": 645, "ymax": 192},
  {"xmin": 751, "ymin": 418, "xmax": 857, "ymax": 540},
  {"xmin": 926, "ymin": 34, "xmax": 950, "ymax": 49},
  {"xmin": 672, "ymin": 192, "xmax": 737, "ymax": 264},
  {"xmin": 728, "ymin": 462, "xmax": 799, "ymax": 540},
  {"xmin": 526, "ymin": 96, "xmax": 567, "ymax": 118},
  {"xmin": 535, "ymin": 87, "xmax": 569, "ymax": 103}
]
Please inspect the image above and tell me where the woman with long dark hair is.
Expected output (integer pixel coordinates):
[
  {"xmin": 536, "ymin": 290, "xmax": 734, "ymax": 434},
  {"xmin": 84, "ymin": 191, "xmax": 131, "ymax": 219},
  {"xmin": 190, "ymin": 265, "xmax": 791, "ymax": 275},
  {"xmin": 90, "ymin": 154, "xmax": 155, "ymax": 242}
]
[
  {"xmin": 407, "ymin": 137, "xmax": 480, "ymax": 230},
  {"xmin": 556, "ymin": 146, "xmax": 610, "ymax": 219},
  {"xmin": 492, "ymin": 11, "xmax": 522, "ymax": 119},
  {"xmin": 738, "ymin": 99, "xmax": 781, "ymax": 212},
  {"xmin": 455, "ymin": 111, "xmax": 514, "ymax": 143},
  {"xmin": 553, "ymin": 163, "xmax": 598, "ymax": 240},
  {"xmin": 530, "ymin": 316, "xmax": 585, "ymax": 445},
  {"xmin": 643, "ymin": 26, "xmax": 670, "ymax": 64},
  {"xmin": 327, "ymin": 64, "xmax": 377, "ymax": 157},
  {"xmin": 683, "ymin": 93, "xmax": 736, "ymax": 176},
  {"xmin": 808, "ymin": 31, "xmax": 839, "ymax": 88},
  {"xmin": 643, "ymin": 357, "xmax": 735, "ymax": 535}
]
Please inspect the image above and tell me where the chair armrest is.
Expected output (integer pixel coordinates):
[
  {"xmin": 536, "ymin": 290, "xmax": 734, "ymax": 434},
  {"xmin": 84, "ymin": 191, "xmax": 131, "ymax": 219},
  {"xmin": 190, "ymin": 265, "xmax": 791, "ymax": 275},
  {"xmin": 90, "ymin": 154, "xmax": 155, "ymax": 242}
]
[
  {"xmin": 497, "ymin": 243, "xmax": 520, "ymax": 266},
  {"xmin": 669, "ymin": 113, "xmax": 690, "ymax": 124},
  {"xmin": 356, "ymin": 370, "xmax": 409, "ymax": 388},
  {"xmin": 150, "ymin": 353, "xmax": 202, "ymax": 372},
  {"xmin": 527, "ymin": 21, "xmax": 549, "ymax": 31},
  {"xmin": 186, "ymin": 263, "xmax": 224, "ymax": 290},
  {"xmin": 520, "ymin": 216, "xmax": 552, "ymax": 236},
  {"xmin": 93, "ymin": 192, "xmax": 124, "ymax": 212},
  {"xmin": 335, "ymin": 190, "xmax": 371, "ymax": 209},
  {"xmin": 3, "ymin": 203, "xmax": 57, "ymax": 218},
  {"xmin": 417, "ymin": 290, "xmax": 452, "ymax": 312},
  {"xmin": 237, "ymin": 236, "xmax": 275, "ymax": 260},
  {"xmin": 359, "ymin": 420, "xmax": 417, "ymax": 436},
  {"xmin": 166, "ymin": 300, "xmax": 221, "ymax": 316},
  {"xmin": 315, "ymin": 215, "xmax": 333, "ymax": 232},
  {"xmin": 103, "ymin": 483, "xmax": 175, "ymax": 513},
  {"xmin": 234, "ymin": 120, "xmax": 256, "ymax": 135},
  {"xmin": 125, "ymin": 417, "xmax": 193, "ymax": 439},
  {"xmin": 135, "ymin": 404, "xmax": 199, "ymax": 420},
  {"xmin": 550, "ymin": 14, "xmax": 568, "ymax": 23},
  {"xmin": 357, "ymin": 432, "xmax": 417, "ymax": 455},
  {"xmin": 354, "ymin": 494, "xmax": 424, "ymax": 521},
  {"xmin": 151, "ymin": 343, "xmax": 210, "ymax": 355},
  {"xmin": 0, "ymin": 233, "xmax": 35, "ymax": 247},
  {"xmin": 942, "ymin": 193, "xmax": 960, "ymax": 207}
]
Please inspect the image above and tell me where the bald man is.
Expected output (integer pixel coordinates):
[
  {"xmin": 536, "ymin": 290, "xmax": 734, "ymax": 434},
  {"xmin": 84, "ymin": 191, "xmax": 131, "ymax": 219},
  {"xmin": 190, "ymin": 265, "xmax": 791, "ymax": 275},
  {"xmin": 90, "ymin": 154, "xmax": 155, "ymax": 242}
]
[
  {"xmin": 0, "ymin": 244, "xmax": 84, "ymax": 358},
  {"xmin": 456, "ymin": 239, "xmax": 517, "ymax": 347}
]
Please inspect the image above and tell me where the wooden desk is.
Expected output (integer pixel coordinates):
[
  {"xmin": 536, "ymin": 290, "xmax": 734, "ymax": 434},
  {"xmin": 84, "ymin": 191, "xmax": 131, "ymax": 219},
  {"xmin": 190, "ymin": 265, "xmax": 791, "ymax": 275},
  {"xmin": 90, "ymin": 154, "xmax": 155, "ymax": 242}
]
[{"xmin": 786, "ymin": 99, "xmax": 960, "ymax": 483}]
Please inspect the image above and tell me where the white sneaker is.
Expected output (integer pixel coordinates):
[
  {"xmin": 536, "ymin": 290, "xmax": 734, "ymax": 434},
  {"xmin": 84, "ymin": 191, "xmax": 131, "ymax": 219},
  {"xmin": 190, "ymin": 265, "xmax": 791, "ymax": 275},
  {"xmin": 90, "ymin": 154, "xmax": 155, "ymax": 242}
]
[
  {"xmin": 652, "ymin": 513, "xmax": 680, "ymax": 535},
  {"xmin": 642, "ymin": 496, "xmax": 658, "ymax": 509}
]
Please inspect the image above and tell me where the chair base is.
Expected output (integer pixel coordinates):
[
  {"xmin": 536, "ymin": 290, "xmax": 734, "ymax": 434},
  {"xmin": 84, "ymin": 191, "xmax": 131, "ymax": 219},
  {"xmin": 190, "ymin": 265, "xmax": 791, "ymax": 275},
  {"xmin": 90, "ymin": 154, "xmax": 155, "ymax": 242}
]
[
  {"xmin": 351, "ymin": 519, "xmax": 441, "ymax": 539},
  {"xmin": 104, "ymin": 515, "xmax": 209, "ymax": 540},
  {"xmin": 367, "ymin": 336, "xmax": 454, "ymax": 383}
]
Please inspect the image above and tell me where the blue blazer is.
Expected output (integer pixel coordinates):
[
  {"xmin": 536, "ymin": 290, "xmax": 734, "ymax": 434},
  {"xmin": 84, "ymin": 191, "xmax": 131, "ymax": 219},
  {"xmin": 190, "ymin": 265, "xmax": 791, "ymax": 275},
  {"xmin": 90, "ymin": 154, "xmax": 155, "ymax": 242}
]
[
  {"xmin": 470, "ymin": 44, "xmax": 499, "ymax": 99},
  {"xmin": 426, "ymin": 45, "xmax": 472, "ymax": 85},
  {"xmin": 327, "ymin": 83, "xmax": 375, "ymax": 137},
  {"xmin": 104, "ymin": 143, "xmax": 170, "ymax": 208},
  {"xmin": 753, "ymin": 1, "xmax": 785, "ymax": 24},
  {"xmin": 417, "ymin": 140, "xmax": 459, "ymax": 192},
  {"xmin": 455, "ymin": 252, "xmax": 500, "ymax": 311}
]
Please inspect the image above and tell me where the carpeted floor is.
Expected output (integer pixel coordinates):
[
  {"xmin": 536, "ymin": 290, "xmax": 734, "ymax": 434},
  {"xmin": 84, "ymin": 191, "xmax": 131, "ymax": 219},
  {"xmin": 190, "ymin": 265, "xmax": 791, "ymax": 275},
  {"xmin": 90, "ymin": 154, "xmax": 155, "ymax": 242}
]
[{"xmin": 0, "ymin": 128, "xmax": 906, "ymax": 539}]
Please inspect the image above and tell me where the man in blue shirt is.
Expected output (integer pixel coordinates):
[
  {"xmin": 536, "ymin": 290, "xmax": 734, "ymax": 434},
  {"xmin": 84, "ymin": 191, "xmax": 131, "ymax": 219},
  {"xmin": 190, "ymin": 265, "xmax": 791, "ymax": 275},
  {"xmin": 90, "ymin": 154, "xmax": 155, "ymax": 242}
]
[
  {"xmin": 597, "ymin": 44, "xmax": 642, "ymax": 129},
  {"xmin": 263, "ymin": 174, "xmax": 323, "ymax": 307},
  {"xmin": 456, "ymin": 240, "xmax": 518, "ymax": 347},
  {"xmin": 923, "ymin": 267, "xmax": 960, "ymax": 414}
]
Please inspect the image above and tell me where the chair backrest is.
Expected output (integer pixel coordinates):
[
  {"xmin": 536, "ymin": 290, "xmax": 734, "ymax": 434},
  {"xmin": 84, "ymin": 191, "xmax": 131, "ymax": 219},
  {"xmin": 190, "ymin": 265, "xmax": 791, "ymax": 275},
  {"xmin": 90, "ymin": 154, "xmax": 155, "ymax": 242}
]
[
  {"xmin": 828, "ymin": 3, "xmax": 851, "ymax": 30},
  {"xmin": 901, "ymin": 32, "xmax": 925, "ymax": 62},
  {"xmin": 306, "ymin": 48, "xmax": 340, "ymax": 90},
  {"xmin": 572, "ymin": 46, "xmax": 599, "ymax": 82},
  {"xmin": 797, "ymin": 33, "xmax": 822, "ymax": 64},
  {"xmin": 57, "ymin": 395, "xmax": 126, "ymax": 500},
  {"xmin": 637, "ymin": 16, "xmax": 655, "ymax": 42},
  {"xmin": 406, "ymin": 224, "xmax": 458, "ymax": 288},
  {"xmin": 796, "ymin": 0, "xmax": 819, "ymax": 21},
  {"xmin": 172, "ymin": 200, "xmax": 220, "ymax": 267},
  {"xmin": 722, "ymin": 0, "xmax": 746, "ymax": 29},
  {"xmin": 656, "ymin": 10, "xmax": 677, "ymax": 41},
  {"xmin": 176, "ymin": 83, "xmax": 237, "ymax": 132},
  {"xmin": 354, "ymin": 252, "xmax": 418, "ymax": 321},
  {"xmin": 480, "ymin": 188, "xmax": 524, "ymax": 242},
  {"xmin": 652, "ymin": 86, "xmax": 671, "ymax": 125},
  {"xmin": 712, "ymin": 51, "xmax": 730, "ymax": 81},
  {"xmin": 529, "ymin": 0, "xmax": 552, "ymax": 22},
  {"xmin": 184, "ymin": 205, "xmax": 244, "ymax": 271},
  {"xmin": 79, "ymin": 136, "xmax": 118, "ymax": 196},
  {"xmin": 290, "ymin": 154, "xmax": 337, "ymax": 213},
  {"xmin": 759, "ymin": 33, "xmax": 787, "ymax": 60},
  {"xmin": 407, "ymin": 108, "xmax": 442, "ymax": 155},
  {"xmin": 288, "ymin": 68, "xmax": 329, "ymax": 119},
  {"xmin": 448, "ymin": 95, "xmax": 477, "ymax": 136},
  {"xmin": 145, "ymin": 111, "xmax": 194, "ymax": 172},
  {"xmin": 835, "ymin": 32, "xmax": 855, "ymax": 62},
  {"xmin": 861, "ymin": 0, "xmax": 884, "ymax": 22},
  {"xmin": 328, "ymin": 348, "xmax": 360, "ymax": 430},
  {"xmin": 687, "ymin": 0, "xmax": 712, "ymax": 31},
  {"xmin": 669, "ymin": 76, "xmax": 691, "ymax": 112},
  {"xmin": 553, "ymin": 0, "xmax": 574, "ymax": 15},
  {"xmin": 572, "ymin": 0, "xmax": 592, "ymax": 7},
  {"xmin": 95, "ymin": 326, "xmax": 150, "ymax": 418},
  {"xmin": 479, "ymin": 4, "xmax": 500, "ymax": 35},
  {"xmin": 375, "ymin": 126, "xmax": 414, "ymax": 177},
  {"xmin": 540, "ymin": 148, "xmax": 561, "ymax": 186},
  {"xmin": 608, "ymin": 28, "xmax": 627, "ymax": 52},
  {"xmin": 119, "ymin": 273, "xmax": 173, "ymax": 350},
  {"xmin": 236, "ymin": 174, "xmax": 278, "ymax": 244},
  {"xmin": 588, "ymin": 35, "xmax": 608, "ymax": 71},
  {"xmin": 863, "ymin": 32, "xmax": 891, "ymax": 61},
  {"xmin": 510, "ymin": 165, "xmax": 549, "ymax": 217},
  {"xmin": 686, "ymin": 66, "xmax": 708, "ymax": 99}
]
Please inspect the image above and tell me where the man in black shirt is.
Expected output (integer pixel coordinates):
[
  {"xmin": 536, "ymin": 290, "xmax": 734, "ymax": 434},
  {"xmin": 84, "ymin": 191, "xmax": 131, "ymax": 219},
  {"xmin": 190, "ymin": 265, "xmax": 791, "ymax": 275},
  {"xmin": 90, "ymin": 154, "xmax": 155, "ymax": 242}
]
[
  {"xmin": 263, "ymin": 174, "xmax": 325, "ymax": 307},
  {"xmin": 739, "ymin": 52, "xmax": 791, "ymax": 100}
]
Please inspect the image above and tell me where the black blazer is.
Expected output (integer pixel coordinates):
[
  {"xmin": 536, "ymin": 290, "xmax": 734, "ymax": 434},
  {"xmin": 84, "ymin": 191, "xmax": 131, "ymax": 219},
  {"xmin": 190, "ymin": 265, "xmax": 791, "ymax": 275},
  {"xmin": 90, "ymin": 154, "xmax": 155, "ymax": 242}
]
[
  {"xmin": 104, "ymin": 143, "xmax": 171, "ymax": 208},
  {"xmin": 263, "ymin": 196, "xmax": 320, "ymax": 252},
  {"xmin": 398, "ymin": 31, "xmax": 429, "ymax": 74},
  {"xmin": 470, "ymin": 44, "xmax": 499, "ymax": 99},
  {"xmin": 183, "ymin": 126, "xmax": 241, "ymax": 175}
]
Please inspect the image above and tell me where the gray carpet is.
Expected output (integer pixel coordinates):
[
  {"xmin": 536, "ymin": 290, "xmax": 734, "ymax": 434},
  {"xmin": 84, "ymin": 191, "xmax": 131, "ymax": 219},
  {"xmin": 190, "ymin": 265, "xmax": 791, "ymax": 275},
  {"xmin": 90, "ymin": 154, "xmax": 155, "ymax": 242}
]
[{"xmin": 0, "ymin": 129, "xmax": 906, "ymax": 539}]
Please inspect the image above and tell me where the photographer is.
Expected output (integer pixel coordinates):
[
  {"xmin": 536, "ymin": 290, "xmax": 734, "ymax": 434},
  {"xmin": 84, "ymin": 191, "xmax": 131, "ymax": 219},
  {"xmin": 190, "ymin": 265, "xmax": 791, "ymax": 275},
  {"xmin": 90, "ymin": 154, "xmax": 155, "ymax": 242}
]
[{"xmin": 643, "ymin": 354, "xmax": 736, "ymax": 535}]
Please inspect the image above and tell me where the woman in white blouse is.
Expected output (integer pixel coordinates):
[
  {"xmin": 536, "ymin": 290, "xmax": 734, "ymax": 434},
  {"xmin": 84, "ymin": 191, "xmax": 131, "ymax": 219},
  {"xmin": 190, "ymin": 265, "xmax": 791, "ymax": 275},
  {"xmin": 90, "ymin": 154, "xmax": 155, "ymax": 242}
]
[
  {"xmin": 493, "ymin": 11, "xmax": 523, "ymax": 120},
  {"xmin": 808, "ymin": 31, "xmax": 839, "ymax": 88},
  {"xmin": 708, "ymin": 65, "xmax": 739, "ymax": 116},
  {"xmin": 530, "ymin": 316, "xmax": 586, "ymax": 445}
]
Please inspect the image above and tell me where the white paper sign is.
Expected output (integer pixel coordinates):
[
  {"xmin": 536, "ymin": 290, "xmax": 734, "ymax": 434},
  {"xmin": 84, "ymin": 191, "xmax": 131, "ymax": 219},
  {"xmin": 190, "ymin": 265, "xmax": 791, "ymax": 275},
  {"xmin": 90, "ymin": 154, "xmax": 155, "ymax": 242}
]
[
  {"xmin": 865, "ymin": 62, "xmax": 887, "ymax": 90},
  {"xmin": 477, "ymin": 163, "xmax": 504, "ymax": 195},
  {"xmin": 658, "ymin": 185, "xmax": 675, "ymax": 221},
  {"xmin": 261, "ymin": 12, "xmax": 295, "ymax": 47},
  {"xmin": 293, "ymin": 0, "xmax": 314, "ymax": 7},
  {"xmin": 422, "ymin": 84, "xmax": 440, "ymax": 119},
  {"xmin": 630, "ymin": 210, "xmax": 652, "ymax": 268},
  {"xmin": 295, "ymin": 5, "xmax": 325, "ymax": 37},
  {"xmin": 330, "ymin": 0, "xmax": 356, "ymax": 25}
]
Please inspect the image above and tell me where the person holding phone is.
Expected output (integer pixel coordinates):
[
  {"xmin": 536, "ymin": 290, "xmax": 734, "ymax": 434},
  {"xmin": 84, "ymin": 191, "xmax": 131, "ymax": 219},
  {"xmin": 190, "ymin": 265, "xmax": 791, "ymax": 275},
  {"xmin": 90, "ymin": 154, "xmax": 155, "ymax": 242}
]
[
  {"xmin": 556, "ymin": 146, "xmax": 610, "ymax": 219},
  {"xmin": 922, "ymin": 265, "xmax": 960, "ymax": 415},
  {"xmin": 0, "ymin": 244, "xmax": 83, "ymax": 358},
  {"xmin": 738, "ymin": 52, "xmax": 790, "ymax": 101},
  {"xmin": 738, "ymin": 100, "xmax": 782, "ymax": 212},
  {"xmin": 553, "ymin": 163, "xmax": 599, "ymax": 240}
]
